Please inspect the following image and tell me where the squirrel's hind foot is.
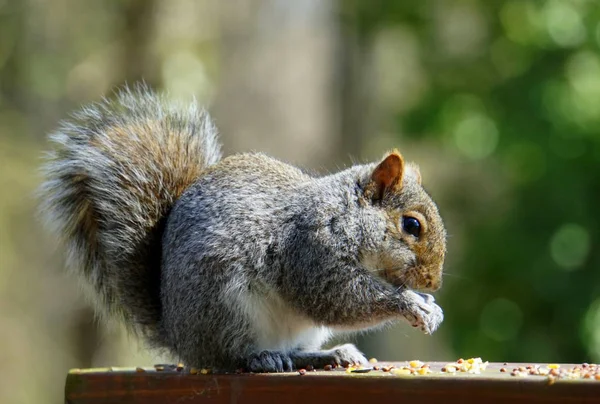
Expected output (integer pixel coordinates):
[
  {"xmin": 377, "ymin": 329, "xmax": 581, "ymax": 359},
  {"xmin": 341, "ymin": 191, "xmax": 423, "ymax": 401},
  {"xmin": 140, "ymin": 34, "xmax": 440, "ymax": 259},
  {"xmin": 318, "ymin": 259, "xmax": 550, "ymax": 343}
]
[
  {"xmin": 290, "ymin": 343, "xmax": 368, "ymax": 369},
  {"xmin": 246, "ymin": 350, "xmax": 294, "ymax": 373}
]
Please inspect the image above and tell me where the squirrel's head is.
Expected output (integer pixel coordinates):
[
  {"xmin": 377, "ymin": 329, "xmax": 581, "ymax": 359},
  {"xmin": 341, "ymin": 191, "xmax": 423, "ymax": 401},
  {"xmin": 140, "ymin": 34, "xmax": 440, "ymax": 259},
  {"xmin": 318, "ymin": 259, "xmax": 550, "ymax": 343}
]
[{"xmin": 358, "ymin": 150, "xmax": 447, "ymax": 292}]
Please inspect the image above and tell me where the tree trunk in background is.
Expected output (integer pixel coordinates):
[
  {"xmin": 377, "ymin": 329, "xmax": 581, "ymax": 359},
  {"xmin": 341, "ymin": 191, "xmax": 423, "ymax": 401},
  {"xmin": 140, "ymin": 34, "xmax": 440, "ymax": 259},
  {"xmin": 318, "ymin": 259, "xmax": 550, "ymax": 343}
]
[
  {"xmin": 121, "ymin": 0, "xmax": 159, "ymax": 86},
  {"xmin": 214, "ymin": 0, "xmax": 343, "ymax": 169}
]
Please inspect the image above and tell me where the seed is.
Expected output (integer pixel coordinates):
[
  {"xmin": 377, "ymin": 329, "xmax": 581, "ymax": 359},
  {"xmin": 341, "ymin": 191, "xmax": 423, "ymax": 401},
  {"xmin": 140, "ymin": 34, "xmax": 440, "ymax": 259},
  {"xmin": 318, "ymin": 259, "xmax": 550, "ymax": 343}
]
[
  {"xmin": 154, "ymin": 365, "xmax": 164, "ymax": 372},
  {"xmin": 324, "ymin": 364, "xmax": 333, "ymax": 371},
  {"xmin": 547, "ymin": 364, "xmax": 560, "ymax": 369},
  {"xmin": 200, "ymin": 368, "xmax": 210, "ymax": 375},
  {"xmin": 595, "ymin": 374, "xmax": 600, "ymax": 381},
  {"xmin": 369, "ymin": 358, "xmax": 378, "ymax": 364},
  {"xmin": 373, "ymin": 366, "xmax": 380, "ymax": 371},
  {"xmin": 306, "ymin": 365, "xmax": 314, "ymax": 371},
  {"xmin": 457, "ymin": 358, "xmax": 464, "ymax": 364},
  {"xmin": 298, "ymin": 369, "xmax": 307, "ymax": 375},
  {"xmin": 382, "ymin": 366, "xmax": 394, "ymax": 372},
  {"xmin": 176, "ymin": 363, "xmax": 184, "ymax": 372},
  {"xmin": 189, "ymin": 368, "xmax": 198, "ymax": 375},
  {"xmin": 409, "ymin": 360, "xmax": 423, "ymax": 368},
  {"xmin": 417, "ymin": 367, "xmax": 430, "ymax": 375},
  {"xmin": 549, "ymin": 369, "xmax": 560, "ymax": 377},
  {"xmin": 500, "ymin": 368, "xmax": 507, "ymax": 373},
  {"xmin": 391, "ymin": 368, "xmax": 412, "ymax": 376},
  {"xmin": 547, "ymin": 376, "xmax": 556, "ymax": 385}
]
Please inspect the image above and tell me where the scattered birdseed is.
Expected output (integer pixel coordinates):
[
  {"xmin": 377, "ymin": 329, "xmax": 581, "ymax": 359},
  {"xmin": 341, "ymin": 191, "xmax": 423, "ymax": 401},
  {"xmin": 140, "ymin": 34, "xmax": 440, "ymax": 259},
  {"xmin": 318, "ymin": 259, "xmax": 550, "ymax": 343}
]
[
  {"xmin": 324, "ymin": 364, "xmax": 333, "ymax": 371},
  {"xmin": 200, "ymin": 368, "xmax": 210, "ymax": 375},
  {"xmin": 351, "ymin": 368, "xmax": 372, "ymax": 374},
  {"xmin": 189, "ymin": 368, "xmax": 198, "ymax": 375},
  {"xmin": 391, "ymin": 368, "xmax": 412, "ymax": 376},
  {"xmin": 409, "ymin": 360, "xmax": 424, "ymax": 368},
  {"xmin": 441, "ymin": 358, "xmax": 488, "ymax": 374},
  {"xmin": 417, "ymin": 367, "xmax": 431, "ymax": 375},
  {"xmin": 135, "ymin": 367, "xmax": 145, "ymax": 373},
  {"xmin": 505, "ymin": 362, "xmax": 600, "ymax": 383},
  {"xmin": 298, "ymin": 369, "xmax": 307, "ymax": 375}
]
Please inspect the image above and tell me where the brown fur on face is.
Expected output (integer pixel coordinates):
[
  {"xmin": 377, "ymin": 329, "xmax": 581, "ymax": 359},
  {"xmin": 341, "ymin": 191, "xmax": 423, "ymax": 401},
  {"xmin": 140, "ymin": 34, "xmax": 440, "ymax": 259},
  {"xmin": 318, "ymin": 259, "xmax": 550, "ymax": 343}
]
[{"xmin": 365, "ymin": 151, "xmax": 447, "ymax": 292}]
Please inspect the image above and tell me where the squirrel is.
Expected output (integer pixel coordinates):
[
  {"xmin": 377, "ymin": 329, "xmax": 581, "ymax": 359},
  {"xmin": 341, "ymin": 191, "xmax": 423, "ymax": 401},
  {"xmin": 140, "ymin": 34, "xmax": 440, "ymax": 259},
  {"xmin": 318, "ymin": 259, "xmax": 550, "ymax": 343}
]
[{"xmin": 39, "ymin": 84, "xmax": 447, "ymax": 373}]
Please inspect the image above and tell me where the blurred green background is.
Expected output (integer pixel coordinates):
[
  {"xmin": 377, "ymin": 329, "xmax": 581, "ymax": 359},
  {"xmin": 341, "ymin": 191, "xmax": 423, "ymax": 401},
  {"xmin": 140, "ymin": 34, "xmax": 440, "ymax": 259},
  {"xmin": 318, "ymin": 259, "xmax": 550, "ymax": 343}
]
[{"xmin": 1, "ymin": 1, "xmax": 599, "ymax": 403}]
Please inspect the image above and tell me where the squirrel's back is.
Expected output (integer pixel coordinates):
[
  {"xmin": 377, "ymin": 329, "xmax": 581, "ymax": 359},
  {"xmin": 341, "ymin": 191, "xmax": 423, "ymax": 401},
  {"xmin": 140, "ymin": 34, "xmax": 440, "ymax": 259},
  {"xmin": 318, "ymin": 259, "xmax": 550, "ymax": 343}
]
[{"xmin": 39, "ymin": 85, "xmax": 221, "ymax": 341}]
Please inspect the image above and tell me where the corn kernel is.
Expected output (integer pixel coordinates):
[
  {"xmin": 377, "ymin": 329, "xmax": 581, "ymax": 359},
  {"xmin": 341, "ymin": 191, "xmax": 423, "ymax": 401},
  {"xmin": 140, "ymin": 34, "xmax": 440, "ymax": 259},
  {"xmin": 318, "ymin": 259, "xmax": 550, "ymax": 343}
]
[
  {"xmin": 409, "ymin": 360, "xmax": 424, "ymax": 368},
  {"xmin": 547, "ymin": 364, "xmax": 560, "ymax": 369},
  {"xmin": 369, "ymin": 358, "xmax": 378, "ymax": 364}
]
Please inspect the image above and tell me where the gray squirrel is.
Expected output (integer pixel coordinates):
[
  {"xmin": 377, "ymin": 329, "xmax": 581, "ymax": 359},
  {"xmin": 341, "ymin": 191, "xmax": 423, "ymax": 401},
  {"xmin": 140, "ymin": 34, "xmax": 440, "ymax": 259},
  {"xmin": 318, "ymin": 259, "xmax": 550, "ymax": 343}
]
[{"xmin": 39, "ymin": 85, "xmax": 447, "ymax": 372}]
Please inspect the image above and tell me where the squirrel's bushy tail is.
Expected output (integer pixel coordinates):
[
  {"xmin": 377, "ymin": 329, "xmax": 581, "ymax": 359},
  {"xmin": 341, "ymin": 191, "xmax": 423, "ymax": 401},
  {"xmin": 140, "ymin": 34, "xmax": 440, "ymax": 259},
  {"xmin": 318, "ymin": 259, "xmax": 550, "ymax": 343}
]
[{"xmin": 39, "ymin": 84, "xmax": 221, "ymax": 341}]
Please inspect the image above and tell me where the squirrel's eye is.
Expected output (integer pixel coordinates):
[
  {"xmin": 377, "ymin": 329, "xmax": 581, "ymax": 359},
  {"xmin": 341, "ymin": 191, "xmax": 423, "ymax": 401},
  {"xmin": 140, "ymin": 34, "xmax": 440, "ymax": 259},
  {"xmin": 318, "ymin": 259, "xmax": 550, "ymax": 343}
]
[{"xmin": 402, "ymin": 216, "xmax": 421, "ymax": 238}]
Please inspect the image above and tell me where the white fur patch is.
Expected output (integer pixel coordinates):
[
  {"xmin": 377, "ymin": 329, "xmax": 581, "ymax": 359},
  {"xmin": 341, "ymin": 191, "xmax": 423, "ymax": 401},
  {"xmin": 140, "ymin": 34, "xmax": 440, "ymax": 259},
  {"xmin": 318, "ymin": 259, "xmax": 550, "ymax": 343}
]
[{"xmin": 233, "ymin": 286, "xmax": 331, "ymax": 352}]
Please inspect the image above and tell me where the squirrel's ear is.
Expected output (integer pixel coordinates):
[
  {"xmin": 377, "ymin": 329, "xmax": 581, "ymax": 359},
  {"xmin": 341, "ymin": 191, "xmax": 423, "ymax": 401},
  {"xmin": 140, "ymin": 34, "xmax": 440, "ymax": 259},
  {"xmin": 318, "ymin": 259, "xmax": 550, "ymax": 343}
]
[{"xmin": 369, "ymin": 150, "xmax": 404, "ymax": 201}]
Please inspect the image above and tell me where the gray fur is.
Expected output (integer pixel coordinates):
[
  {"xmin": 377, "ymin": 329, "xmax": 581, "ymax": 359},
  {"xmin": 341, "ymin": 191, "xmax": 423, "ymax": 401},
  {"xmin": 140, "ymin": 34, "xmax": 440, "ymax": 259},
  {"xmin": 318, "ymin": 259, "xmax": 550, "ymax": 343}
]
[
  {"xmin": 40, "ymin": 86, "xmax": 446, "ymax": 372},
  {"xmin": 39, "ymin": 84, "xmax": 221, "ymax": 344}
]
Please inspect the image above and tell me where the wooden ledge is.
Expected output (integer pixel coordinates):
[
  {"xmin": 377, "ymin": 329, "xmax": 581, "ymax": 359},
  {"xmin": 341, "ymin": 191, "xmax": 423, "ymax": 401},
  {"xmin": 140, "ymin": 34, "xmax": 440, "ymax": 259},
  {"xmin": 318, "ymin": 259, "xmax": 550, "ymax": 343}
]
[{"xmin": 65, "ymin": 362, "xmax": 600, "ymax": 404}]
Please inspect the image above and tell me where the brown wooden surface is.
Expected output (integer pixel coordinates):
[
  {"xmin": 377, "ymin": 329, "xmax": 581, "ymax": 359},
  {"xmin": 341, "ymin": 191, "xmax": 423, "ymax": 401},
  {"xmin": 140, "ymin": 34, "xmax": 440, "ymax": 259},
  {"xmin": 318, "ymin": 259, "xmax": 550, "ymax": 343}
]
[{"xmin": 65, "ymin": 362, "xmax": 600, "ymax": 404}]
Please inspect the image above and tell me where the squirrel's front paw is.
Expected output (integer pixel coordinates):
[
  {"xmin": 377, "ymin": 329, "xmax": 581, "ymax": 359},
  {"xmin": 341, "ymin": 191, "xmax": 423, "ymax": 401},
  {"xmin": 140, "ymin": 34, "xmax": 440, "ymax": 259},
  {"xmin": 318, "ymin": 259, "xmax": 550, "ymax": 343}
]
[{"xmin": 401, "ymin": 291, "xmax": 444, "ymax": 334}]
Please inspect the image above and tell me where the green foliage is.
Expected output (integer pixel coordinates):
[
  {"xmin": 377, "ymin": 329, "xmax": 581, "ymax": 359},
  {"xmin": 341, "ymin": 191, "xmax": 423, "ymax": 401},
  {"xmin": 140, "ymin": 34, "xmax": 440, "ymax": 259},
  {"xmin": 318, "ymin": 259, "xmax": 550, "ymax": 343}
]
[{"xmin": 354, "ymin": 0, "xmax": 600, "ymax": 362}]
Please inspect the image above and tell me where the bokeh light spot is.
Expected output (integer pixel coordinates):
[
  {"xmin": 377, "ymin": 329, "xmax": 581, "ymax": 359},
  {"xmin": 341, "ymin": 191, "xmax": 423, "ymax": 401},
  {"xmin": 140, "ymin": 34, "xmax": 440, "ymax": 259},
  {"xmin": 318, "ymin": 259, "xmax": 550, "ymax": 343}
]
[
  {"xmin": 480, "ymin": 298, "xmax": 523, "ymax": 342},
  {"xmin": 543, "ymin": 1, "xmax": 586, "ymax": 47},
  {"xmin": 162, "ymin": 51, "xmax": 213, "ymax": 101},
  {"xmin": 453, "ymin": 114, "xmax": 498, "ymax": 160},
  {"xmin": 550, "ymin": 223, "xmax": 590, "ymax": 270}
]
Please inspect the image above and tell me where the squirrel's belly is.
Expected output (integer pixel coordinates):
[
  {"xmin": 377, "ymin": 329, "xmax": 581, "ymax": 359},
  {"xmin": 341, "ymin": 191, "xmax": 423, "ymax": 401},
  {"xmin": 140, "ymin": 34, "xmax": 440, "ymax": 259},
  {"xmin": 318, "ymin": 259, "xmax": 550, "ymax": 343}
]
[{"xmin": 236, "ymin": 288, "xmax": 331, "ymax": 352}]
